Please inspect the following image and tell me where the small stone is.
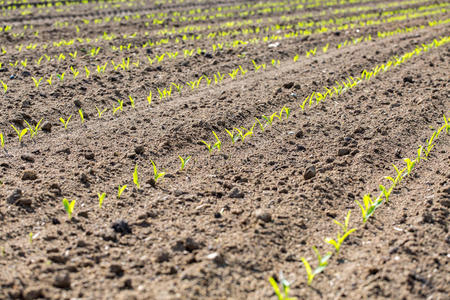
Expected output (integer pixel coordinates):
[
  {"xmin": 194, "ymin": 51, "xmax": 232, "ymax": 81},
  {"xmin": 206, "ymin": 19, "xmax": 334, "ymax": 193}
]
[
  {"xmin": 185, "ymin": 237, "xmax": 201, "ymax": 252},
  {"xmin": 110, "ymin": 264, "xmax": 124, "ymax": 277},
  {"xmin": 84, "ymin": 152, "xmax": 95, "ymax": 160},
  {"xmin": 134, "ymin": 145, "xmax": 145, "ymax": 155},
  {"xmin": 112, "ymin": 220, "xmax": 132, "ymax": 235},
  {"xmin": 283, "ymin": 82, "xmax": 294, "ymax": 89},
  {"xmin": 76, "ymin": 240, "xmax": 88, "ymax": 248},
  {"xmin": 78, "ymin": 211, "xmax": 89, "ymax": 219},
  {"xmin": 304, "ymin": 166, "xmax": 316, "ymax": 180},
  {"xmin": 254, "ymin": 209, "xmax": 272, "ymax": 223},
  {"xmin": 20, "ymin": 154, "xmax": 35, "ymax": 163},
  {"xmin": 229, "ymin": 188, "xmax": 244, "ymax": 198},
  {"xmin": 41, "ymin": 122, "xmax": 52, "ymax": 132},
  {"xmin": 403, "ymin": 76, "xmax": 414, "ymax": 83},
  {"xmin": 17, "ymin": 198, "xmax": 32, "ymax": 206},
  {"xmin": 295, "ymin": 130, "xmax": 304, "ymax": 139},
  {"xmin": 204, "ymin": 53, "xmax": 213, "ymax": 59},
  {"xmin": 22, "ymin": 170, "xmax": 38, "ymax": 180},
  {"xmin": 7, "ymin": 189, "xmax": 22, "ymax": 204},
  {"xmin": 80, "ymin": 173, "xmax": 89, "ymax": 184},
  {"xmin": 206, "ymin": 252, "xmax": 226, "ymax": 266},
  {"xmin": 73, "ymin": 100, "xmax": 82, "ymax": 107},
  {"xmin": 48, "ymin": 255, "xmax": 68, "ymax": 264},
  {"xmin": 296, "ymin": 145, "xmax": 306, "ymax": 152},
  {"xmin": 154, "ymin": 250, "xmax": 170, "ymax": 263},
  {"xmin": 338, "ymin": 148, "xmax": 351, "ymax": 156},
  {"xmin": 23, "ymin": 286, "xmax": 45, "ymax": 300},
  {"xmin": 53, "ymin": 272, "xmax": 71, "ymax": 289}
]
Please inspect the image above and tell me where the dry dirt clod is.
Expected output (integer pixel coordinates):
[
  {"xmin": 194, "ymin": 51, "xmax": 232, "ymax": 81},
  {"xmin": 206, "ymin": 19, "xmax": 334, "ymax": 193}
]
[
  {"xmin": 254, "ymin": 209, "xmax": 272, "ymax": 223},
  {"xmin": 22, "ymin": 170, "xmax": 38, "ymax": 181},
  {"xmin": 53, "ymin": 272, "xmax": 71, "ymax": 289},
  {"xmin": 7, "ymin": 189, "xmax": 22, "ymax": 204},
  {"xmin": 111, "ymin": 220, "xmax": 132, "ymax": 235},
  {"xmin": 20, "ymin": 154, "xmax": 35, "ymax": 163},
  {"xmin": 229, "ymin": 188, "xmax": 244, "ymax": 198},
  {"xmin": 338, "ymin": 148, "xmax": 351, "ymax": 156},
  {"xmin": 304, "ymin": 166, "xmax": 316, "ymax": 180}
]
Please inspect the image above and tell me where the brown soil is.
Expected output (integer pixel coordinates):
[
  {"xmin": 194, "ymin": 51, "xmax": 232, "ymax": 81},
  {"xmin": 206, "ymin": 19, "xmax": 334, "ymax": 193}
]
[{"xmin": 0, "ymin": 0, "xmax": 449, "ymax": 299}]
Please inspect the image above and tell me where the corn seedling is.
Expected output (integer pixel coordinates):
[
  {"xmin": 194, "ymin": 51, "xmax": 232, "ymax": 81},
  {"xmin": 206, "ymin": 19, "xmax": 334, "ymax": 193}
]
[
  {"xmin": 147, "ymin": 91, "xmax": 152, "ymax": 105},
  {"xmin": 150, "ymin": 160, "xmax": 165, "ymax": 182},
  {"xmin": 20, "ymin": 59, "xmax": 27, "ymax": 67},
  {"xmin": 325, "ymin": 210, "xmax": 356, "ymax": 254},
  {"xmin": 29, "ymin": 232, "xmax": 33, "ymax": 244},
  {"xmin": 46, "ymin": 75, "xmax": 53, "ymax": 86},
  {"xmin": 69, "ymin": 51, "xmax": 77, "ymax": 59},
  {"xmin": 403, "ymin": 158, "xmax": 416, "ymax": 175},
  {"xmin": 113, "ymin": 100, "xmax": 124, "ymax": 114},
  {"xmin": 96, "ymin": 106, "xmax": 107, "ymax": 118},
  {"xmin": 59, "ymin": 115, "xmax": 72, "ymax": 129},
  {"xmin": 98, "ymin": 192, "xmax": 106, "ymax": 208},
  {"xmin": 379, "ymin": 184, "xmax": 392, "ymax": 203},
  {"xmin": 129, "ymin": 96, "xmax": 135, "ymax": 108},
  {"xmin": 238, "ymin": 65, "xmax": 248, "ymax": 75},
  {"xmin": 24, "ymin": 119, "xmax": 43, "ymax": 139},
  {"xmin": 62, "ymin": 198, "xmax": 76, "ymax": 219},
  {"xmin": 301, "ymin": 246, "xmax": 332, "ymax": 285},
  {"xmin": 254, "ymin": 118, "xmax": 266, "ymax": 131},
  {"xmin": 281, "ymin": 106, "xmax": 291, "ymax": 119},
  {"xmin": 133, "ymin": 164, "xmax": 140, "ymax": 189},
  {"xmin": 85, "ymin": 66, "xmax": 90, "ymax": 78},
  {"xmin": 355, "ymin": 194, "xmax": 381, "ymax": 223},
  {"xmin": 212, "ymin": 131, "xmax": 222, "ymax": 150},
  {"xmin": 225, "ymin": 128, "xmax": 240, "ymax": 144},
  {"xmin": 0, "ymin": 132, "xmax": 4, "ymax": 148},
  {"xmin": 293, "ymin": 54, "xmax": 299, "ymax": 62},
  {"xmin": 11, "ymin": 125, "xmax": 28, "ymax": 143},
  {"xmin": 268, "ymin": 274, "xmax": 296, "ymax": 300},
  {"xmin": 78, "ymin": 109, "xmax": 85, "ymax": 123},
  {"xmin": 171, "ymin": 83, "xmax": 183, "ymax": 94},
  {"xmin": 57, "ymin": 72, "xmax": 65, "ymax": 81},
  {"xmin": 1, "ymin": 80, "xmax": 9, "ymax": 92},
  {"xmin": 117, "ymin": 185, "xmax": 127, "ymax": 199},
  {"xmin": 70, "ymin": 66, "xmax": 80, "ymax": 78},
  {"xmin": 32, "ymin": 77, "xmax": 42, "ymax": 88},
  {"xmin": 178, "ymin": 155, "xmax": 191, "ymax": 171}
]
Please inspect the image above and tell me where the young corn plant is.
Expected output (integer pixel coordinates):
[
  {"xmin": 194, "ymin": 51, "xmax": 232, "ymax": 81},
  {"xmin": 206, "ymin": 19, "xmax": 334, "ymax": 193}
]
[
  {"xmin": 151, "ymin": 160, "xmax": 165, "ymax": 182},
  {"xmin": 98, "ymin": 192, "xmax": 106, "ymax": 208},
  {"xmin": 129, "ymin": 96, "xmax": 135, "ymax": 108},
  {"xmin": 57, "ymin": 72, "xmax": 65, "ymax": 81},
  {"xmin": 62, "ymin": 198, "xmax": 76, "ymax": 220},
  {"xmin": 0, "ymin": 132, "xmax": 4, "ymax": 148},
  {"xmin": 113, "ymin": 100, "xmax": 124, "ymax": 115},
  {"xmin": 268, "ymin": 274, "xmax": 296, "ymax": 300},
  {"xmin": 325, "ymin": 210, "xmax": 357, "ymax": 254},
  {"xmin": 0, "ymin": 80, "xmax": 7, "ymax": 93},
  {"xmin": 46, "ymin": 75, "xmax": 53, "ymax": 86},
  {"xmin": 117, "ymin": 185, "xmax": 127, "ymax": 199},
  {"xmin": 32, "ymin": 77, "xmax": 42, "ymax": 88},
  {"xmin": 78, "ymin": 109, "xmax": 85, "ymax": 124},
  {"xmin": 133, "ymin": 164, "xmax": 140, "ymax": 189},
  {"xmin": 96, "ymin": 106, "xmax": 107, "ymax": 118},
  {"xmin": 224, "ymin": 128, "xmax": 240, "ymax": 144},
  {"xmin": 355, "ymin": 194, "xmax": 382, "ymax": 223},
  {"xmin": 301, "ymin": 246, "xmax": 332, "ymax": 285},
  {"xmin": 11, "ymin": 125, "xmax": 28, "ymax": 144},
  {"xmin": 59, "ymin": 115, "xmax": 72, "ymax": 129},
  {"xmin": 178, "ymin": 155, "xmax": 191, "ymax": 171},
  {"xmin": 24, "ymin": 119, "xmax": 43, "ymax": 139}
]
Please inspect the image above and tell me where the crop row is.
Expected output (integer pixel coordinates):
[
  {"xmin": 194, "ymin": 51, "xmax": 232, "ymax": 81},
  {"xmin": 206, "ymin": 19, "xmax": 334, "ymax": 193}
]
[{"xmin": 0, "ymin": 23, "xmax": 442, "ymax": 146}]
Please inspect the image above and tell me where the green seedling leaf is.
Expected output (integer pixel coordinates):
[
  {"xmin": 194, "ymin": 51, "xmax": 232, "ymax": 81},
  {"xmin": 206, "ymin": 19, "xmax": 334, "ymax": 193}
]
[
  {"xmin": 117, "ymin": 185, "xmax": 127, "ymax": 199},
  {"xmin": 62, "ymin": 198, "xmax": 75, "ymax": 219},
  {"xmin": 133, "ymin": 164, "xmax": 140, "ymax": 189},
  {"xmin": 178, "ymin": 155, "xmax": 191, "ymax": 171},
  {"xmin": 96, "ymin": 106, "xmax": 107, "ymax": 118},
  {"xmin": 98, "ymin": 192, "xmax": 106, "ymax": 208},
  {"xmin": 59, "ymin": 115, "xmax": 72, "ymax": 129},
  {"xmin": 151, "ymin": 160, "xmax": 165, "ymax": 182}
]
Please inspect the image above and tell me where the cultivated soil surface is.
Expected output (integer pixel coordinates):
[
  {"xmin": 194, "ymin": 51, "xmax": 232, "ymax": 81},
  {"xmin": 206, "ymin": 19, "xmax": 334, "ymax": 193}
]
[{"xmin": 0, "ymin": 0, "xmax": 449, "ymax": 299}]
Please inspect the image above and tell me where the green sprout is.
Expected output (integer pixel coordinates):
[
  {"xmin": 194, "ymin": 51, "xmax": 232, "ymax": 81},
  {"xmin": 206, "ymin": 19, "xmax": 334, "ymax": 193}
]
[
  {"xmin": 355, "ymin": 194, "xmax": 381, "ymax": 223},
  {"xmin": 133, "ymin": 164, "xmax": 140, "ymax": 189},
  {"xmin": 59, "ymin": 115, "xmax": 72, "ymax": 129},
  {"xmin": 78, "ymin": 109, "xmax": 85, "ymax": 123},
  {"xmin": 268, "ymin": 274, "xmax": 296, "ymax": 300},
  {"xmin": 224, "ymin": 128, "xmax": 240, "ymax": 144},
  {"xmin": 117, "ymin": 185, "xmax": 127, "ymax": 199},
  {"xmin": 403, "ymin": 158, "xmax": 416, "ymax": 175},
  {"xmin": 212, "ymin": 131, "xmax": 221, "ymax": 151},
  {"xmin": 62, "ymin": 198, "xmax": 76, "ymax": 219},
  {"xmin": 56, "ymin": 72, "xmax": 65, "ymax": 81},
  {"xmin": 301, "ymin": 246, "xmax": 332, "ymax": 285},
  {"xmin": 129, "ymin": 96, "xmax": 135, "ymax": 108},
  {"xmin": 113, "ymin": 99, "xmax": 124, "ymax": 115},
  {"xmin": 24, "ymin": 119, "xmax": 43, "ymax": 139},
  {"xmin": 238, "ymin": 65, "xmax": 248, "ymax": 75},
  {"xmin": 29, "ymin": 232, "xmax": 33, "ymax": 244},
  {"xmin": 46, "ymin": 75, "xmax": 53, "ymax": 86},
  {"xmin": 254, "ymin": 118, "xmax": 266, "ymax": 131},
  {"xmin": 11, "ymin": 124, "xmax": 28, "ymax": 143},
  {"xmin": 147, "ymin": 91, "xmax": 152, "ymax": 105},
  {"xmin": 0, "ymin": 132, "xmax": 4, "ymax": 148},
  {"xmin": 85, "ymin": 66, "xmax": 90, "ymax": 78},
  {"xmin": 151, "ymin": 160, "xmax": 165, "ymax": 182},
  {"xmin": 98, "ymin": 192, "xmax": 106, "ymax": 208},
  {"xmin": 178, "ymin": 155, "xmax": 191, "ymax": 171},
  {"xmin": 379, "ymin": 184, "xmax": 392, "ymax": 203},
  {"xmin": 96, "ymin": 106, "xmax": 107, "ymax": 118},
  {"xmin": 1, "ymin": 80, "xmax": 7, "ymax": 93},
  {"xmin": 32, "ymin": 76, "xmax": 43, "ymax": 88},
  {"xmin": 325, "ymin": 210, "xmax": 357, "ymax": 253}
]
